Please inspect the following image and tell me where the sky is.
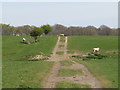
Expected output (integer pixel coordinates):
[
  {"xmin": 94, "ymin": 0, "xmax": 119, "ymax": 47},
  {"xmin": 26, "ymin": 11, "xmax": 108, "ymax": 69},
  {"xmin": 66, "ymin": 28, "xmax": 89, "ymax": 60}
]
[
  {"xmin": 0, "ymin": 0, "xmax": 119, "ymax": 2},
  {"xmin": 0, "ymin": 1, "xmax": 118, "ymax": 28}
]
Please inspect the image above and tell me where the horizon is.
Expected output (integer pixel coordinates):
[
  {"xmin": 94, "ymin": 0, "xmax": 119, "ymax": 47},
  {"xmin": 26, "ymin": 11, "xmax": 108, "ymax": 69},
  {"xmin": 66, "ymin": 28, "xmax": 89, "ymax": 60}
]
[
  {"xmin": 0, "ymin": 23, "xmax": 118, "ymax": 29},
  {"xmin": 1, "ymin": 2, "xmax": 118, "ymax": 28}
]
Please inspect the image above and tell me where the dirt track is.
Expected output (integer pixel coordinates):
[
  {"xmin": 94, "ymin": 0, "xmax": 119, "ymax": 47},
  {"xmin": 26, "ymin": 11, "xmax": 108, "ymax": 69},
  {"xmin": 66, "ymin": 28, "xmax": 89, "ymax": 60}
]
[{"xmin": 43, "ymin": 36, "xmax": 102, "ymax": 88}]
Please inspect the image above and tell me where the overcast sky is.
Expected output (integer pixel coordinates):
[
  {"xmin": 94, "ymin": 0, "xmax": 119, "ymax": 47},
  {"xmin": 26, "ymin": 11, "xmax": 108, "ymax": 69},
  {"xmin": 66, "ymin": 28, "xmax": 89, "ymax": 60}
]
[{"xmin": 1, "ymin": 2, "xmax": 118, "ymax": 28}]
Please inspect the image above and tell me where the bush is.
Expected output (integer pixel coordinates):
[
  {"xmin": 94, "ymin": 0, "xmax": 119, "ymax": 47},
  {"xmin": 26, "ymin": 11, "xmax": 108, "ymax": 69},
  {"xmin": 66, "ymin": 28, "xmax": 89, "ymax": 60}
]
[
  {"xmin": 72, "ymin": 55, "xmax": 81, "ymax": 59},
  {"xmin": 72, "ymin": 53, "xmax": 107, "ymax": 60}
]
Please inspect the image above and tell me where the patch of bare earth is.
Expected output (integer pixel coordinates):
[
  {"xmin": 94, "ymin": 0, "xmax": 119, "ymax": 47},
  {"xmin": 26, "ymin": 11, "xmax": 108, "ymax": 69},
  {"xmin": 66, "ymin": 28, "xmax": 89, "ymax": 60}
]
[
  {"xmin": 42, "ymin": 36, "xmax": 102, "ymax": 88},
  {"xmin": 28, "ymin": 55, "xmax": 49, "ymax": 61}
]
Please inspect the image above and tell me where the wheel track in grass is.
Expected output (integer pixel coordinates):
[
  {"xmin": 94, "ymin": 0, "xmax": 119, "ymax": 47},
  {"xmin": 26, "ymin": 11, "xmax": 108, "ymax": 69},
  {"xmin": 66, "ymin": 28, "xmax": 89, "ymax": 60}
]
[{"xmin": 42, "ymin": 36, "xmax": 102, "ymax": 88}]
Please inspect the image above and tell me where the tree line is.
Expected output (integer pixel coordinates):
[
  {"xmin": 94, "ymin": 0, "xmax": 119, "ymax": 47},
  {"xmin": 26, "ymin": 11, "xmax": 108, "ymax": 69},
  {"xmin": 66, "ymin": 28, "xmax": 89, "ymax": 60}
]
[
  {"xmin": 49, "ymin": 24, "xmax": 118, "ymax": 36},
  {"xmin": 0, "ymin": 24, "xmax": 119, "ymax": 36},
  {"xmin": 1, "ymin": 24, "xmax": 52, "ymax": 36}
]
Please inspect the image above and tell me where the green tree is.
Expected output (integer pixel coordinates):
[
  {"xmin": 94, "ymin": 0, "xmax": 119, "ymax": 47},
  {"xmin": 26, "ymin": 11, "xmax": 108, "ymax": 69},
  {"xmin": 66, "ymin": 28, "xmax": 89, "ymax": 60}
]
[
  {"xmin": 1, "ymin": 24, "xmax": 15, "ymax": 35},
  {"xmin": 41, "ymin": 24, "xmax": 52, "ymax": 34},
  {"xmin": 30, "ymin": 27, "xmax": 43, "ymax": 42}
]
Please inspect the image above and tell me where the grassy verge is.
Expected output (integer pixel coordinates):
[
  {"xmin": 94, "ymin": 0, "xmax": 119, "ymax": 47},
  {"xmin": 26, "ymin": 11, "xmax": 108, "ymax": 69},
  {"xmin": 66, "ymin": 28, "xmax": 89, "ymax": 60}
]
[
  {"xmin": 67, "ymin": 50, "xmax": 75, "ymax": 54},
  {"xmin": 58, "ymin": 45, "xmax": 64, "ymax": 48},
  {"xmin": 60, "ymin": 36, "xmax": 65, "ymax": 39},
  {"xmin": 60, "ymin": 39, "xmax": 65, "ymax": 42},
  {"xmin": 2, "ymin": 36, "xmax": 57, "ymax": 88},
  {"xmin": 60, "ymin": 36, "xmax": 65, "ymax": 42},
  {"xmin": 56, "ymin": 81, "xmax": 91, "ymax": 88},
  {"xmin": 56, "ymin": 51, "xmax": 64, "ymax": 55},
  {"xmin": 58, "ymin": 69, "xmax": 83, "ymax": 76},
  {"xmin": 60, "ymin": 60, "xmax": 75, "ymax": 66}
]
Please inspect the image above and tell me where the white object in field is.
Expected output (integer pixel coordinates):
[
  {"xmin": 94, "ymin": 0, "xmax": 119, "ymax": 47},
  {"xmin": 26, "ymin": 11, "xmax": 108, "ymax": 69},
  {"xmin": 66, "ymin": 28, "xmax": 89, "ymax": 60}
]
[
  {"xmin": 40, "ymin": 35, "xmax": 43, "ymax": 37},
  {"xmin": 16, "ymin": 34, "xmax": 20, "ymax": 36},
  {"xmin": 93, "ymin": 48, "xmax": 100, "ymax": 53},
  {"xmin": 60, "ymin": 34, "xmax": 64, "ymax": 36},
  {"xmin": 23, "ymin": 38, "xmax": 26, "ymax": 41}
]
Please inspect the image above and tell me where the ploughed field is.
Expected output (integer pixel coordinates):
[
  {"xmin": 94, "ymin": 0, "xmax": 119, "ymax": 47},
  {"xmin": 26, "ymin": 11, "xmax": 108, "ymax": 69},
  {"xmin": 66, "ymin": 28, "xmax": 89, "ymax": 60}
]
[
  {"xmin": 68, "ymin": 36, "xmax": 118, "ymax": 88},
  {"xmin": 2, "ymin": 36, "xmax": 57, "ymax": 88}
]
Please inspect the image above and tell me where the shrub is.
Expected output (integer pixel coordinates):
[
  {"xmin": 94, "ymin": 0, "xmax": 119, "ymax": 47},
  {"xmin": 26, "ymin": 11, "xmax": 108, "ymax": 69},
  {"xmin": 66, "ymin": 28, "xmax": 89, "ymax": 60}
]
[{"xmin": 72, "ymin": 53, "xmax": 107, "ymax": 60}]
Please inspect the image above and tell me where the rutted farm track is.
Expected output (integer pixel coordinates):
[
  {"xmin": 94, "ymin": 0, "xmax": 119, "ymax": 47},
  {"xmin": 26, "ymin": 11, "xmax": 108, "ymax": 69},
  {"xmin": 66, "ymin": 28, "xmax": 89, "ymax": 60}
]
[{"xmin": 42, "ymin": 36, "xmax": 102, "ymax": 88}]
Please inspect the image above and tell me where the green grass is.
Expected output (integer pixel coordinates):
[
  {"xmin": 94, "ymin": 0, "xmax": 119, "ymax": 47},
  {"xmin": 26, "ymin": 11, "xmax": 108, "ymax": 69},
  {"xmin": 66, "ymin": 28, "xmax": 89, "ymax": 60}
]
[
  {"xmin": 3, "ymin": 36, "xmax": 57, "ymax": 56},
  {"xmin": 58, "ymin": 45, "xmax": 64, "ymax": 48},
  {"xmin": 68, "ymin": 36, "xmax": 118, "ymax": 88},
  {"xmin": 2, "ymin": 36, "xmax": 57, "ymax": 88},
  {"xmin": 67, "ymin": 50, "xmax": 75, "ymax": 54},
  {"xmin": 3, "ymin": 61, "xmax": 53, "ymax": 88},
  {"xmin": 60, "ymin": 39, "xmax": 65, "ymax": 42},
  {"xmin": 75, "ymin": 54, "xmax": 118, "ymax": 88},
  {"xmin": 58, "ymin": 69, "xmax": 83, "ymax": 76},
  {"xmin": 68, "ymin": 36, "xmax": 118, "ymax": 52},
  {"xmin": 60, "ymin": 36, "xmax": 65, "ymax": 39},
  {"xmin": 56, "ymin": 51, "xmax": 64, "ymax": 55},
  {"xmin": 60, "ymin": 36, "xmax": 65, "ymax": 42},
  {"xmin": 56, "ymin": 81, "xmax": 91, "ymax": 88},
  {"xmin": 60, "ymin": 60, "xmax": 75, "ymax": 66}
]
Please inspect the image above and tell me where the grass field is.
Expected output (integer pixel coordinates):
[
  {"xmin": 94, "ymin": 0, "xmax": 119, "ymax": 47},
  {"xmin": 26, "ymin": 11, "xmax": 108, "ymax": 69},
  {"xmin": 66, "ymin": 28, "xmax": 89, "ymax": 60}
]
[
  {"xmin": 68, "ymin": 36, "xmax": 118, "ymax": 52},
  {"xmin": 58, "ymin": 69, "xmax": 83, "ymax": 76},
  {"xmin": 2, "ymin": 36, "xmax": 57, "ymax": 88},
  {"xmin": 2, "ymin": 36, "xmax": 119, "ymax": 88},
  {"xmin": 68, "ymin": 36, "xmax": 118, "ymax": 88},
  {"xmin": 60, "ymin": 60, "xmax": 75, "ymax": 66},
  {"xmin": 60, "ymin": 36, "xmax": 65, "ymax": 42},
  {"xmin": 56, "ymin": 51, "xmax": 64, "ymax": 55},
  {"xmin": 56, "ymin": 81, "xmax": 91, "ymax": 88},
  {"xmin": 58, "ymin": 45, "xmax": 64, "ymax": 48}
]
